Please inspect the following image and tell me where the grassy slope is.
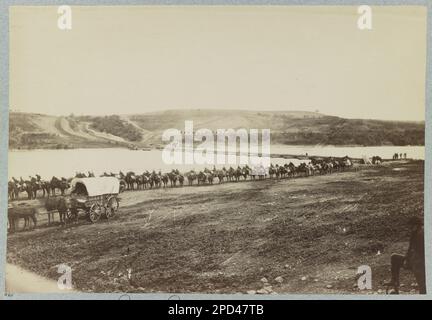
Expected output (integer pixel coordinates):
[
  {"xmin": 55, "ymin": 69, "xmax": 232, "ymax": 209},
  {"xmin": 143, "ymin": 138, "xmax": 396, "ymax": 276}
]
[
  {"xmin": 9, "ymin": 110, "xmax": 425, "ymax": 149},
  {"xmin": 9, "ymin": 113, "xmax": 129, "ymax": 149}
]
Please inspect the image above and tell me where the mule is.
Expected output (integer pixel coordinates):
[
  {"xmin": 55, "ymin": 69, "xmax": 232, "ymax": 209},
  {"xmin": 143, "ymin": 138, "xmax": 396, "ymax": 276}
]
[{"xmin": 8, "ymin": 205, "xmax": 37, "ymax": 233}]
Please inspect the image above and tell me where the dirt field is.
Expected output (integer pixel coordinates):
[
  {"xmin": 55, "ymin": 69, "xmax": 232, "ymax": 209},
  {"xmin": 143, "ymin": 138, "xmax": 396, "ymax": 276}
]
[{"xmin": 6, "ymin": 160, "xmax": 424, "ymax": 294}]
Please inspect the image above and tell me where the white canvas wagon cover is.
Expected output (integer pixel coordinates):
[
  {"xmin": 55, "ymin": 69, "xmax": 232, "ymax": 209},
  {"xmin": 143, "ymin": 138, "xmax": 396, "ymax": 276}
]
[{"xmin": 70, "ymin": 177, "xmax": 119, "ymax": 197}]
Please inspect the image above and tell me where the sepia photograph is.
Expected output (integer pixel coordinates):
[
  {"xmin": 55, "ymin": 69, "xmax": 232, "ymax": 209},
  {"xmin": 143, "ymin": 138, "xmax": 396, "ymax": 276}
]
[{"xmin": 3, "ymin": 4, "xmax": 428, "ymax": 297}]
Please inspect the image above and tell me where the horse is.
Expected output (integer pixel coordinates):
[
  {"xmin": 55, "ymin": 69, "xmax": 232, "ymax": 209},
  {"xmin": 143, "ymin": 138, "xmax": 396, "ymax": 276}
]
[
  {"xmin": 168, "ymin": 171, "xmax": 178, "ymax": 187},
  {"xmin": 8, "ymin": 205, "xmax": 37, "ymax": 233},
  {"xmin": 29, "ymin": 175, "xmax": 49, "ymax": 198},
  {"xmin": 8, "ymin": 181, "xmax": 19, "ymax": 201},
  {"xmin": 149, "ymin": 172, "xmax": 161, "ymax": 188},
  {"xmin": 161, "ymin": 174, "xmax": 169, "ymax": 188},
  {"xmin": 45, "ymin": 195, "xmax": 71, "ymax": 225},
  {"xmin": 233, "ymin": 167, "xmax": 243, "ymax": 182},
  {"xmin": 297, "ymin": 163, "xmax": 310, "ymax": 177},
  {"xmin": 320, "ymin": 162, "xmax": 330, "ymax": 175},
  {"xmin": 137, "ymin": 174, "xmax": 149, "ymax": 190},
  {"xmin": 341, "ymin": 156, "xmax": 353, "ymax": 170},
  {"xmin": 215, "ymin": 170, "xmax": 225, "ymax": 184},
  {"xmin": 186, "ymin": 171, "xmax": 196, "ymax": 186},
  {"xmin": 331, "ymin": 160, "xmax": 340, "ymax": 172},
  {"xmin": 208, "ymin": 173, "xmax": 214, "ymax": 184},
  {"xmin": 41, "ymin": 180, "xmax": 51, "ymax": 197},
  {"xmin": 241, "ymin": 166, "xmax": 250, "ymax": 180},
  {"xmin": 274, "ymin": 165, "xmax": 282, "ymax": 179},
  {"xmin": 280, "ymin": 165, "xmax": 288, "ymax": 179},
  {"xmin": 19, "ymin": 179, "xmax": 35, "ymax": 200},
  {"xmin": 178, "ymin": 174, "xmax": 184, "ymax": 186},
  {"xmin": 118, "ymin": 172, "xmax": 127, "ymax": 192},
  {"xmin": 197, "ymin": 171, "xmax": 209, "ymax": 185},
  {"xmin": 227, "ymin": 167, "xmax": 236, "ymax": 181},
  {"xmin": 278, "ymin": 165, "xmax": 288, "ymax": 179},
  {"xmin": 268, "ymin": 165, "xmax": 277, "ymax": 179},
  {"xmin": 50, "ymin": 176, "xmax": 69, "ymax": 195},
  {"xmin": 125, "ymin": 172, "xmax": 138, "ymax": 190},
  {"xmin": 327, "ymin": 161, "xmax": 334, "ymax": 174}
]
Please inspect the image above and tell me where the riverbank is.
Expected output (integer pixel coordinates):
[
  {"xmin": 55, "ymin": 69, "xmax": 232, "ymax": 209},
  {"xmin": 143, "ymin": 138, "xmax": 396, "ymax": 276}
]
[
  {"xmin": 9, "ymin": 111, "xmax": 425, "ymax": 150},
  {"xmin": 7, "ymin": 160, "xmax": 424, "ymax": 294}
]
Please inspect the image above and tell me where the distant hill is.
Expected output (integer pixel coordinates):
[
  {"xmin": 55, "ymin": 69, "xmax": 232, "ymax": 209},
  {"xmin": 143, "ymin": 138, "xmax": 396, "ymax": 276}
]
[{"xmin": 8, "ymin": 110, "xmax": 425, "ymax": 150}]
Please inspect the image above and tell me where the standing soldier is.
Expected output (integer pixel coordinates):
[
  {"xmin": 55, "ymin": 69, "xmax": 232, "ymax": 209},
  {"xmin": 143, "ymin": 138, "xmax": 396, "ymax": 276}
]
[{"xmin": 385, "ymin": 216, "xmax": 425, "ymax": 294}]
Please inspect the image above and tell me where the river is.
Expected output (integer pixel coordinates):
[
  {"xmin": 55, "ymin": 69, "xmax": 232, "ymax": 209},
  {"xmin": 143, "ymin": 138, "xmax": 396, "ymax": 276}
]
[{"xmin": 8, "ymin": 145, "xmax": 424, "ymax": 180}]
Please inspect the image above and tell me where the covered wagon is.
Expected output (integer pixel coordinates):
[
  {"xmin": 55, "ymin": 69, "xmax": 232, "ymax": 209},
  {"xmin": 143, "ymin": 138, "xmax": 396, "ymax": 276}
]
[{"xmin": 69, "ymin": 177, "xmax": 120, "ymax": 223}]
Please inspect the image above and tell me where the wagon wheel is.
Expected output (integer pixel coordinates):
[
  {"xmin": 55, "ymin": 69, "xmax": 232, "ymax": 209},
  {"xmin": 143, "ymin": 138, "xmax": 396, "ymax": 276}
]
[
  {"xmin": 105, "ymin": 197, "xmax": 119, "ymax": 219},
  {"xmin": 88, "ymin": 203, "xmax": 102, "ymax": 223}
]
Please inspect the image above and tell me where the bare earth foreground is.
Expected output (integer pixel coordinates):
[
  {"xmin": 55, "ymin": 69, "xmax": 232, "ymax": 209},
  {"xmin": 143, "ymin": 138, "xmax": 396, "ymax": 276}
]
[{"xmin": 7, "ymin": 161, "xmax": 424, "ymax": 294}]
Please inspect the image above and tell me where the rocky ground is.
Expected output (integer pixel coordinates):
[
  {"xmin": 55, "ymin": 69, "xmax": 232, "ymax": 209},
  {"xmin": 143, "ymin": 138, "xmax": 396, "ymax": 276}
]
[{"xmin": 6, "ymin": 160, "xmax": 424, "ymax": 295}]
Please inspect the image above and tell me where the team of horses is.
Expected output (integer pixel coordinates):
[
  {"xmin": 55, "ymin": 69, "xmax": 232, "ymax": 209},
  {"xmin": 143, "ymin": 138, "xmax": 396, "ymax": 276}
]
[
  {"xmin": 8, "ymin": 175, "xmax": 70, "ymax": 201},
  {"xmin": 8, "ymin": 156, "xmax": 355, "ymax": 201},
  {"xmin": 108, "ymin": 156, "xmax": 354, "ymax": 190}
]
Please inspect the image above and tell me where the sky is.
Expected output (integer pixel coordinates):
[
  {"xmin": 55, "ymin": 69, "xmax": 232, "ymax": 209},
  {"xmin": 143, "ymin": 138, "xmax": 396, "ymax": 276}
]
[{"xmin": 10, "ymin": 5, "xmax": 427, "ymax": 121}]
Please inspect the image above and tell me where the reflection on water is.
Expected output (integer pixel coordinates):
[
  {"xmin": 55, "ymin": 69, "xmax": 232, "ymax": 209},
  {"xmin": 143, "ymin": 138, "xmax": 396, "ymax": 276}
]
[{"xmin": 8, "ymin": 145, "xmax": 424, "ymax": 180}]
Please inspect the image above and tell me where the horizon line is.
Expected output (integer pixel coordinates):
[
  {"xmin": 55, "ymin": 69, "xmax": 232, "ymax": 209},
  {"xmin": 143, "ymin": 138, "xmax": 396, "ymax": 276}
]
[{"xmin": 8, "ymin": 108, "xmax": 426, "ymax": 123}]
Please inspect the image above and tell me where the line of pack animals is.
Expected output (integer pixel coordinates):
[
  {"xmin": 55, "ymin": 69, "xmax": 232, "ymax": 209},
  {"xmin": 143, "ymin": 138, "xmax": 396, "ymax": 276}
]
[{"xmin": 8, "ymin": 156, "xmax": 377, "ymax": 201}]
